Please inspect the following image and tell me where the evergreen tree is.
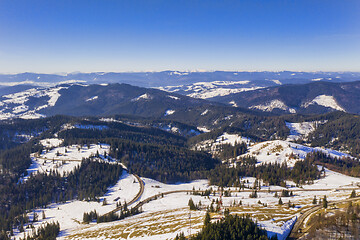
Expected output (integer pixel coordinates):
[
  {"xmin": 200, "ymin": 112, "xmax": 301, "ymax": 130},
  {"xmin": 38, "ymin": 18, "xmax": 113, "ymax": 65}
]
[
  {"xmin": 312, "ymin": 196, "xmax": 317, "ymax": 204},
  {"xmin": 174, "ymin": 232, "xmax": 186, "ymax": 240},
  {"xmin": 204, "ymin": 211, "xmax": 211, "ymax": 227},
  {"xmin": 188, "ymin": 198, "xmax": 197, "ymax": 210},
  {"xmin": 323, "ymin": 195, "xmax": 328, "ymax": 209},
  {"xmin": 191, "ymin": 214, "xmax": 270, "ymax": 240},
  {"xmin": 350, "ymin": 189, "xmax": 356, "ymax": 198}
]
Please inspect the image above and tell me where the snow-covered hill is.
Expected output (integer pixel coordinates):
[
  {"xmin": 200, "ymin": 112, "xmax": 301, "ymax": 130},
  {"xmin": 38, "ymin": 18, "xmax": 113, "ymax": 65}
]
[
  {"xmin": 0, "ymin": 83, "xmax": 219, "ymax": 121},
  {"xmin": 23, "ymin": 141, "xmax": 113, "ymax": 181},
  {"xmin": 240, "ymin": 140, "xmax": 351, "ymax": 167},
  {"xmin": 250, "ymin": 100, "xmax": 296, "ymax": 113},
  {"xmin": 157, "ymin": 80, "xmax": 265, "ymax": 99},
  {"xmin": 302, "ymin": 95, "xmax": 345, "ymax": 112},
  {"xmin": 213, "ymin": 81, "xmax": 360, "ymax": 115},
  {"xmin": 194, "ymin": 132, "xmax": 252, "ymax": 154},
  {"xmin": 0, "ymin": 85, "xmax": 69, "ymax": 120}
]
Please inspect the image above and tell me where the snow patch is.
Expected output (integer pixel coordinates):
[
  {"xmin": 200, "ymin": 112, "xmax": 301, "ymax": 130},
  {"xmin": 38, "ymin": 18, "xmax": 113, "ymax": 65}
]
[
  {"xmin": 188, "ymin": 87, "xmax": 261, "ymax": 99},
  {"xmin": 40, "ymin": 138, "xmax": 64, "ymax": 148},
  {"xmin": 201, "ymin": 109, "xmax": 209, "ymax": 115},
  {"xmin": 164, "ymin": 109, "xmax": 175, "ymax": 116},
  {"xmin": 286, "ymin": 120, "xmax": 327, "ymax": 141},
  {"xmin": 131, "ymin": 93, "xmax": 153, "ymax": 101},
  {"xmin": 272, "ymin": 79, "xmax": 282, "ymax": 85},
  {"xmin": 302, "ymin": 95, "xmax": 345, "ymax": 111},
  {"xmin": 157, "ymin": 80, "xmax": 263, "ymax": 99},
  {"xmin": 86, "ymin": 96, "xmax": 98, "ymax": 102},
  {"xmin": 197, "ymin": 127, "xmax": 210, "ymax": 132},
  {"xmin": 229, "ymin": 101, "xmax": 238, "ymax": 107},
  {"xmin": 167, "ymin": 95, "xmax": 180, "ymax": 100},
  {"xmin": 251, "ymin": 100, "xmax": 296, "ymax": 113},
  {"xmin": 262, "ymin": 216, "xmax": 297, "ymax": 240}
]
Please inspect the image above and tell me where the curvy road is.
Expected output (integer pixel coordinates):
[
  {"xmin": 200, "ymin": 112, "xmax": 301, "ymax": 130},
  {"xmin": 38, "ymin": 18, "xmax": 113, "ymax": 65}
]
[{"xmin": 288, "ymin": 196, "xmax": 360, "ymax": 239}]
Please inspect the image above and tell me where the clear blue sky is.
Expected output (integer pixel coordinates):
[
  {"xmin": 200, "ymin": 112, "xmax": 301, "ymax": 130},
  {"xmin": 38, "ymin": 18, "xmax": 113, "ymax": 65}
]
[{"xmin": 0, "ymin": 0, "xmax": 359, "ymax": 73}]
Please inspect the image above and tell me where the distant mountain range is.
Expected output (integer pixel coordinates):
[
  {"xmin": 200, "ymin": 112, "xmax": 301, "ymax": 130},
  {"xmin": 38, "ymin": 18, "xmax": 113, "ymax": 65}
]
[
  {"xmin": 1, "ymin": 72, "xmax": 360, "ymax": 121},
  {"xmin": 1, "ymin": 71, "xmax": 359, "ymax": 88}
]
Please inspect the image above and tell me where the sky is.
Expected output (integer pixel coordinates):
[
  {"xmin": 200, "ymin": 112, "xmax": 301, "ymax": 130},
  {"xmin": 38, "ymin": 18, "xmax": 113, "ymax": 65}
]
[{"xmin": 0, "ymin": 0, "xmax": 359, "ymax": 73}]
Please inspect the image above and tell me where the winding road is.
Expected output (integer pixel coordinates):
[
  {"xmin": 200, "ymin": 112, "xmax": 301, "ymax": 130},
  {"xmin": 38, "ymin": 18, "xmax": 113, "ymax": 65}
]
[
  {"xmin": 288, "ymin": 196, "xmax": 360, "ymax": 239},
  {"xmin": 103, "ymin": 173, "xmax": 145, "ymax": 216}
]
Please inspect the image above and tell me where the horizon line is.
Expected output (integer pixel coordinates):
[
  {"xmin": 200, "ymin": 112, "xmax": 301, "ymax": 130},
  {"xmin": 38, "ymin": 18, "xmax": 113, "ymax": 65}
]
[{"xmin": 1, "ymin": 69, "xmax": 360, "ymax": 75}]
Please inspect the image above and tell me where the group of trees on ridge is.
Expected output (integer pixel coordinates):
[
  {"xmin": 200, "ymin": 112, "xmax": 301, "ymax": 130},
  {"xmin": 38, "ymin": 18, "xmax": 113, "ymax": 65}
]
[{"xmin": 208, "ymin": 156, "xmax": 321, "ymax": 187}]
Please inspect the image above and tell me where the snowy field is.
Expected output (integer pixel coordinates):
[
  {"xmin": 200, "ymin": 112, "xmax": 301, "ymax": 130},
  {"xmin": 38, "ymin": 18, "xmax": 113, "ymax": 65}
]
[
  {"xmin": 13, "ymin": 165, "xmax": 360, "ymax": 240},
  {"xmin": 250, "ymin": 99, "xmax": 296, "ymax": 114},
  {"xmin": 63, "ymin": 169, "xmax": 360, "ymax": 240},
  {"xmin": 302, "ymin": 95, "xmax": 345, "ymax": 112},
  {"xmin": 157, "ymin": 80, "xmax": 263, "ymax": 99},
  {"xmin": 22, "ymin": 141, "xmax": 112, "ymax": 180},
  {"xmin": 286, "ymin": 120, "xmax": 327, "ymax": 141},
  {"xmin": 13, "ymin": 171, "xmax": 140, "ymax": 240},
  {"xmin": 0, "ymin": 86, "xmax": 68, "ymax": 120},
  {"xmin": 194, "ymin": 132, "xmax": 251, "ymax": 153},
  {"xmin": 240, "ymin": 140, "xmax": 351, "ymax": 167},
  {"xmin": 39, "ymin": 138, "xmax": 64, "ymax": 148}
]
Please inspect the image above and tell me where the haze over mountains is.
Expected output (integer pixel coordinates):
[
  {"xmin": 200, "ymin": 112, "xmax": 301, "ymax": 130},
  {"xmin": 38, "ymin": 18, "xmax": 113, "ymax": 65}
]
[
  {"xmin": 1, "ymin": 71, "xmax": 360, "ymax": 88},
  {"xmin": 0, "ymin": 71, "xmax": 360, "ymax": 121}
]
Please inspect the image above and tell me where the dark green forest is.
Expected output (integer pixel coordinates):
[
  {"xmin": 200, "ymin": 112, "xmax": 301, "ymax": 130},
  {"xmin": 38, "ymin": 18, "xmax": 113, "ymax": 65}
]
[
  {"xmin": 208, "ymin": 156, "xmax": 320, "ymax": 187},
  {"xmin": 181, "ymin": 213, "xmax": 273, "ymax": 240}
]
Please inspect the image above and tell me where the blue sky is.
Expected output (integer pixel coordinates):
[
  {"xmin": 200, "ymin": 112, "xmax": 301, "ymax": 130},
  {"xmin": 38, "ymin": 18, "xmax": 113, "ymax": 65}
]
[{"xmin": 0, "ymin": 0, "xmax": 359, "ymax": 73}]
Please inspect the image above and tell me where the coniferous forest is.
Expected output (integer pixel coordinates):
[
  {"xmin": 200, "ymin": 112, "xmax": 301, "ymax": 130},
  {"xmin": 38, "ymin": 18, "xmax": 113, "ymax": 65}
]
[
  {"xmin": 188, "ymin": 214, "xmax": 272, "ymax": 240},
  {"xmin": 0, "ymin": 111, "xmax": 360, "ymax": 239}
]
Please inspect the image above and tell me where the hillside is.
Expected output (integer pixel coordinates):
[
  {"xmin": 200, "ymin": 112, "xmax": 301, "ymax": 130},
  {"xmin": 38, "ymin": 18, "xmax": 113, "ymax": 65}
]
[
  {"xmin": 212, "ymin": 81, "xmax": 360, "ymax": 115},
  {"xmin": 0, "ymin": 83, "xmax": 223, "ymax": 120}
]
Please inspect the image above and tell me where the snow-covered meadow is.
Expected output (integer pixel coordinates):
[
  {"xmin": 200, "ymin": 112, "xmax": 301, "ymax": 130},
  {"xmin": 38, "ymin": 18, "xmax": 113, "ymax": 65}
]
[
  {"xmin": 194, "ymin": 132, "xmax": 251, "ymax": 153},
  {"xmin": 62, "ymin": 167, "xmax": 360, "ymax": 240},
  {"xmin": 240, "ymin": 139, "xmax": 351, "ymax": 167},
  {"xmin": 13, "ymin": 171, "xmax": 141, "ymax": 240},
  {"xmin": 22, "ymin": 140, "xmax": 112, "ymax": 181}
]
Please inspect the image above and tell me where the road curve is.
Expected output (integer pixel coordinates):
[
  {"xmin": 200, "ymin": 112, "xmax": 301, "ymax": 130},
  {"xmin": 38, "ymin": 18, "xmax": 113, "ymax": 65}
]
[
  {"xmin": 104, "ymin": 173, "xmax": 145, "ymax": 216},
  {"xmin": 288, "ymin": 196, "xmax": 360, "ymax": 239}
]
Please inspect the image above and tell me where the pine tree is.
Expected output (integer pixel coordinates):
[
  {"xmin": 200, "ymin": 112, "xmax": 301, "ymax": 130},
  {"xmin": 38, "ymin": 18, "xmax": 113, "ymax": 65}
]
[
  {"xmin": 188, "ymin": 198, "xmax": 197, "ymax": 210},
  {"xmin": 204, "ymin": 211, "xmax": 211, "ymax": 227},
  {"xmin": 323, "ymin": 195, "xmax": 328, "ymax": 209},
  {"xmin": 174, "ymin": 232, "xmax": 186, "ymax": 240},
  {"xmin": 312, "ymin": 196, "xmax": 317, "ymax": 204},
  {"xmin": 350, "ymin": 189, "xmax": 356, "ymax": 198},
  {"xmin": 278, "ymin": 197, "xmax": 283, "ymax": 205},
  {"xmin": 33, "ymin": 212, "xmax": 38, "ymax": 222}
]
